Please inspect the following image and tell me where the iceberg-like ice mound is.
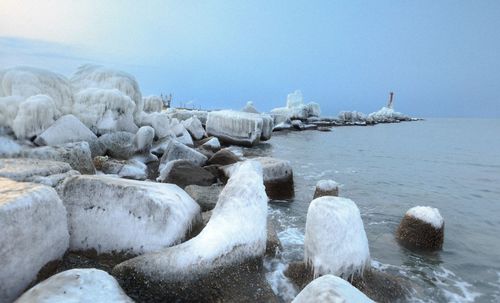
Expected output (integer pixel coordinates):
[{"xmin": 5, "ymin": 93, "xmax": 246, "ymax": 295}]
[
  {"xmin": 241, "ymin": 101, "xmax": 260, "ymax": 113},
  {"xmin": 143, "ymin": 95, "xmax": 163, "ymax": 113},
  {"xmin": 287, "ymin": 90, "xmax": 304, "ymax": 108},
  {"xmin": 292, "ymin": 275, "xmax": 374, "ymax": 303},
  {"xmin": 12, "ymin": 94, "xmax": 57, "ymax": 139},
  {"xmin": 305, "ymin": 196, "xmax": 370, "ymax": 279},
  {"xmin": 15, "ymin": 269, "xmax": 133, "ymax": 303},
  {"xmin": 368, "ymin": 106, "xmax": 409, "ymax": 122},
  {"xmin": 271, "ymin": 90, "xmax": 321, "ymax": 123},
  {"xmin": 0, "ymin": 95, "xmax": 24, "ymax": 131}
]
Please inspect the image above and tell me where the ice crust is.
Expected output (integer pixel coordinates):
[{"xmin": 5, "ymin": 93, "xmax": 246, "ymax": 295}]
[
  {"xmin": 15, "ymin": 268, "xmax": 133, "ymax": 303},
  {"xmin": 304, "ymin": 196, "xmax": 370, "ymax": 279},
  {"xmin": 206, "ymin": 110, "xmax": 264, "ymax": 146},
  {"xmin": 406, "ymin": 206, "xmax": 444, "ymax": 229},
  {"xmin": 292, "ymin": 275, "xmax": 374, "ymax": 303},
  {"xmin": 34, "ymin": 114, "xmax": 97, "ymax": 146},
  {"xmin": 271, "ymin": 90, "xmax": 321, "ymax": 123},
  {"xmin": 316, "ymin": 179, "xmax": 339, "ymax": 191},
  {"xmin": 182, "ymin": 116, "xmax": 205, "ymax": 140},
  {"xmin": 143, "ymin": 95, "xmax": 163, "ymax": 113},
  {"xmin": 12, "ymin": 94, "xmax": 57, "ymax": 139}
]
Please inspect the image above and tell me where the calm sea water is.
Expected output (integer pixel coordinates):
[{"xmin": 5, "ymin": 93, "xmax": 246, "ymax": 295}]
[{"xmin": 246, "ymin": 119, "xmax": 500, "ymax": 302}]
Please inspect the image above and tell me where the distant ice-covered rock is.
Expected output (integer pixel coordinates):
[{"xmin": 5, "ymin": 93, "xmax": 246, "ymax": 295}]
[
  {"xmin": 0, "ymin": 178, "xmax": 69, "ymax": 303},
  {"xmin": 12, "ymin": 94, "xmax": 57, "ymax": 139},
  {"xmin": 305, "ymin": 196, "xmax": 370, "ymax": 279},
  {"xmin": 113, "ymin": 161, "xmax": 270, "ymax": 302},
  {"xmin": 167, "ymin": 109, "xmax": 209, "ymax": 125},
  {"xmin": 313, "ymin": 179, "xmax": 339, "ymax": 198},
  {"xmin": 206, "ymin": 110, "xmax": 264, "ymax": 146},
  {"xmin": 15, "ymin": 269, "xmax": 133, "ymax": 303},
  {"xmin": 338, "ymin": 111, "xmax": 367, "ymax": 123},
  {"xmin": 182, "ymin": 116, "xmax": 205, "ymax": 140},
  {"xmin": 306, "ymin": 102, "xmax": 321, "ymax": 117},
  {"xmin": 242, "ymin": 101, "xmax": 260, "ymax": 113},
  {"xmin": 61, "ymin": 175, "xmax": 200, "ymax": 254},
  {"xmin": 396, "ymin": 206, "xmax": 444, "ymax": 250},
  {"xmin": 159, "ymin": 140, "xmax": 207, "ymax": 169},
  {"xmin": 273, "ymin": 121, "xmax": 293, "ymax": 131},
  {"xmin": 271, "ymin": 90, "xmax": 322, "ymax": 124},
  {"xmin": 34, "ymin": 114, "xmax": 97, "ymax": 146},
  {"xmin": 143, "ymin": 95, "xmax": 163, "ymax": 113},
  {"xmin": 368, "ymin": 106, "xmax": 409, "ymax": 122},
  {"xmin": 139, "ymin": 112, "xmax": 174, "ymax": 139},
  {"xmin": 292, "ymin": 275, "xmax": 374, "ymax": 303}
]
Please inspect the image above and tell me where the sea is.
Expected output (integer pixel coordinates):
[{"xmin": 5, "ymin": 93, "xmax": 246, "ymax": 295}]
[{"xmin": 242, "ymin": 118, "xmax": 500, "ymax": 302}]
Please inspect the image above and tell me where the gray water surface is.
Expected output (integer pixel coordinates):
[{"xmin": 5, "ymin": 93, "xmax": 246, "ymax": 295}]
[{"xmin": 253, "ymin": 119, "xmax": 500, "ymax": 302}]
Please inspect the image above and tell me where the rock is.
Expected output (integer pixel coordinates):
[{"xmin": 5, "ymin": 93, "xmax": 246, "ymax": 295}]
[
  {"xmin": 368, "ymin": 106, "xmax": 410, "ymax": 123},
  {"xmin": 184, "ymin": 184, "xmax": 223, "ymax": 211},
  {"xmin": 266, "ymin": 219, "xmax": 282, "ymax": 257},
  {"xmin": 176, "ymin": 126, "xmax": 195, "ymax": 147},
  {"xmin": 203, "ymin": 164, "xmax": 224, "ymax": 181},
  {"xmin": 60, "ymin": 175, "xmax": 201, "ymax": 255},
  {"xmin": 291, "ymin": 119, "xmax": 305, "ymax": 130},
  {"xmin": 139, "ymin": 112, "xmax": 174, "ymax": 139},
  {"xmin": 396, "ymin": 206, "xmax": 444, "ymax": 250},
  {"xmin": 118, "ymin": 159, "xmax": 148, "ymax": 180},
  {"xmin": 200, "ymin": 137, "xmax": 221, "ymax": 152},
  {"xmin": 305, "ymin": 197, "xmax": 370, "ymax": 279},
  {"xmin": 207, "ymin": 149, "xmax": 241, "ymax": 166},
  {"xmin": 15, "ymin": 269, "xmax": 133, "ymax": 303},
  {"xmin": 351, "ymin": 269, "xmax": 409, "ymax": 303},
  {"xmin": 134, "ymin": 126, "xmax": 155, "ymax": 152},
  {"xmin": 157, "ymin": 159, "xmax": 217, "ymax": 188},
  {"xmin": 93, "ymin": 156, "xmax": 125, "ymax": 174},
  {"xmin": 206, "ymin": 110, "xmax": 264, "ymax": 147},
  {"xmin": 313, "ymin": 179, "xmax": 339, "ymax": 198},
  {"xmin": 254, "ymin": 157, "xmax": 294, "ymax": 200},
  {"xmin": 196, "ymin": 147, "xmax": 215, "ymax": 159},
  {"xmin": 150, "ymin": 136, "xmax": 173, "ymax": 156},
  {"xmin": 113, "ymin": 161, "xmax": 274, "ymax": 302},
  {"xmin": 159, "ymin": 140, "xmax": 207, "ymax": 169},
  {"xmin": 12, "ymin": 94, "xmax": 57, "ymax": 139},
  {"xmin": 273, "ymin": 121, "xmax": 293, "ymax": 131},
  {"xmin": 0, "ymin": 136, "xmax": 22, "ymax": 157},
  {"xmin": 34, "ymin": 114, "xmax": 97, "ymax": 146},
  {"xmin": 292, "ymin": 275, "xmax": 374, "ymax": 303},
  {"xmin": 21, "ymin": 141, "xmax": 96, "ymax": 174},
  {"xmin": 167, "ymin": 109, "xmax": 209, "ymax": 125},
  {"xmin": 182, "ymin": 116, "xmax": 206, "ymax": 140},
  {"xmin": 143, "ymin": 95, "xmax": 163, "ymax": 113},
  {"xmin": 338, "ymin": 111, "xmax": 367, "ymax": 124},
  {"xmin": 260, "ymin": 114, "xmax": 274, "ymax": 141},
  {"xmin": 284, "ymin": 261, "xmax": 313, "ymax": 290},
  {"xmin": 97, "ymin": 132, "xmax": 136, "ymax": 160},
  {"xmin": 0, "ymin": 178, "xmax": 69, "ymax": 303}
]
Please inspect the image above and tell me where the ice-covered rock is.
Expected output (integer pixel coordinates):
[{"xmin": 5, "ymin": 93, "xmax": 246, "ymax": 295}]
[
  {"xmin": 34, "ymin": 114, "xmax": 97, "ymax": 146},
  {"xmin": 184, "ymin": 184, "xmax": 223, "ymax": 211},
  {"xmin": 113, "ymin": 161, "xmax": 270, "ymax": 302},
  {"xmin": 241, "ymin": 101, "xmax": 259, "ymax": 113},
  {"xmin": 271, "ymin": 90, "xmax": 321, "ymax": 124},
  {"xmin": 0, "ymin": 136, "xmax": 22, "ymax": 157},
  {"xmin": 260, "ymin": 114, "xmax": 274, "ymax": 141},
  {"xmin": 157, "ymin": 159, "xmax": 216, "ymax": 188},
  {"xmin": 182, "ymin": 116, "xmax": 206, "ymax": 140},
  {"xmin": 207, "ymin": 149, "xmax": 240, "ymax": 166},
  {"xmin": 396, "ymin": 206, "xmax": 444, "ymax": 250},
  {"xmin": 338, "ymin": 111, "xmax": 367, "ymax": 124},
  {"xmin": 313, "ymin": 179, "xmax": 339, "ymax": 198},
  {"xmin": 15, "ymin": 269, "xmax": 133, "ymax": 303},
  {"xmin": 159, "ymin": 139, "xmax": 207, "ymax": 169},
  {"xmin": 306, "ymin": 102, "xmax": 321, "ymax": 117},
  {"xmin": 21, "ymin": 141, "xmax": 95, "ymax": 174},
  {"xmin": 118, "ymin": 159, "xmax": 148, "ymax": 180},
  {"xmin": 167, "ymin": 108, "xmax": 209, "ymax": 125},
  {"xmin": 177, "ymin": 125, "xmax": 195, "ymax": 147},
  {"xmin": 0, "ymin": 95, "xmax": 24, "ymax": 131},
  {"xmin": 305, "ymin": 196, "xmax": 370, "ymax": 279},
  {"xmin": 12, "ymin": 94, "xmax": 57, "ymax": 139},
  {"xmin": 200, "ymin": 137, "xmax": 221, "ymax": 151},
  {"xmin": 139, "ymin": 112, "xmax": 174, "ymax": 139},
  {"xmin": 292, "ymin": 275, "xmax": 374, "ymax": 303},
  {"xmin": 97, "ymin": 132, "xmax": 136, "ymax": 159},
  {"xmin": 60, "ymin": 175, "xmax": 200, "ymax": 254},
  {"xmin": 0, "ymin": 178, "xmax": 69, "ymax": 303},
  {"xmin": 206, "ymin": 110, "xmax": 264, "ymax": 146},
  {"xmin": 143, "ymin": 95, "xmax": 163, "ymax": 113},
  {"xmin": 134, "ymin": 126, "xmax": 155, "ymax": 152},
  {"xmin": 286, "ymin": 90, "xmax": 304, "ymax": 108},
  {"xmin": 273, "ymin": 121, "xmax": 293, "ymax": 131},
  {"xmin": 368, "ymin": 106, "xmax": 410, "ymax": 123}
]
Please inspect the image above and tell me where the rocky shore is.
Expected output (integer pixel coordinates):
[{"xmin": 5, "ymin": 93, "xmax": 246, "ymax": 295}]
[{"xmin": 1, "ymin": 65, "xmax": 434, "ymax": 302}]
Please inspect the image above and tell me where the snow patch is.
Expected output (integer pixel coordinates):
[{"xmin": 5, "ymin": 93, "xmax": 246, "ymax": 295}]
[{"xmin": 406, "ymin": 206, "xmax": 444, "ymax": 229}]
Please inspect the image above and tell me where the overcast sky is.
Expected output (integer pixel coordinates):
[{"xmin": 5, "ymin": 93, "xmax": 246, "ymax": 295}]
[{"xmin": 1, "ymin": 0, "xmax": 499, "ymax": 117}]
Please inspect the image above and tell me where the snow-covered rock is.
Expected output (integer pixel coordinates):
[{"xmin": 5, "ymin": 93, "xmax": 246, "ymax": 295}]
[
  {"xmin": 292, "ymin": 275, "xmax": 374, "ymax": 303},
  {"xmin": 305, "ymin": 196, "xmax": 370, "ymax": 279},
  {"xmin": 134, "ymin": 126, "xmax": 155, "ymax": 152},
  {"xmin": 143, "ymin": 95, "xmax": 163, "ymax": 113},
  {"xmin": 182, "ymin": 116, "xmax": 205, "ymax": 140},
  {"xmin": 0, "ymin": 178, "xmax": 69, "ymax": 303},
  {"xmin": 167, "ymin": 109, "xmax": 209, "ymax": 124},
  {"xmin": 396, "ymin": 206, "xmax": 444, "ymax": 250},
  {"xmin": 177, "ymin": 125, "xmax": 194, "ymax": 147},
  {"xmin": 97, "ymin": 132, "xmax": 136, "ymax": 159},
  {"xmin": 21, "ymin": 141, "xmax": 95, "ymax": 174},
  {"xmin": 241, "ymin": 101, "xmax": 259, "ymax": 113},
  {"xmin": 12, "ymin": 94, "xmax": 57, "ymax": 139},
  {"xmin": 206, "ymin": 110, "xmax": 264, "ymax": 146},
  {"xmin": 139, "ymin": 112, "xmax": 174, "ymax": 139},
  {"xmin": 159, "ymin": 140, "xmax": 207, "ymax": 169},
  {"xmin": 15, "ymin": 269, "xmax": 133, "ymax": 303},
  {"xmin": 113, "ymin": 161, "xmax": 268, "ymax": 301},
  {"xmin": 313, "ymin": 179, "xmax": 339, "ymax": 199},
  {"xmin": 60, "ymin": 175, "xmax": 200, "ymax": 254},
  {"xmin": 34, "ymin": 114, "xmax": 97, "ymax": 146}
]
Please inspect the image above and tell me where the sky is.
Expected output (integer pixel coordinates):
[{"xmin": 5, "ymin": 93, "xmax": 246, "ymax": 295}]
[{"xmin": 1, "ymin": 0, "xmax": 499, "ymax": 117}]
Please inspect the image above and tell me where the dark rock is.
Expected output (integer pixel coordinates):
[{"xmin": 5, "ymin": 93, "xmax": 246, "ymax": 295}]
[
  {"xmin": 97, "ymin": 132, "xmax": 136, "ymax": 160},
  {"xmin": 396, "ymin": 215, "xmax": 444, "ymax": 251},
  {"xmin": 207, "ymin": 149, "xmax": 240, "ymax": 166},
  {"xmin": 203, "ymin": 164, "xmax": 224, "ymax": 181},
  {"xmin": 266, "ymin": 219, "xmax": 282, "ymax": 257},
  {"xmin": 284, "ymin": 261, "xmax": 314, "ymax": 290},
  {"xmin": 351, "ymin": 269, "xmax": 410, "ymax": 303},
  {"xmin": 159, "ymin": 160, "xmax": 217, "ymax": 188},
  {"xmin": 184, "ymin": 184, "xmax": 223, "ymax": 211}
]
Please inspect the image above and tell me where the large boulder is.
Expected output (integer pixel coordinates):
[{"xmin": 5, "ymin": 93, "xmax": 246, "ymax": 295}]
[
  {"xmin": 292, "ymin": 275, "xmax": 374, "ymax": 303},
  {"xmin": 396, "ymin": 206, "xmax": 444, "ymax": 250},
  {"xmin": 207, "ymin": 149, "xmax": 240, "ymax": 166},
  {"xmin": 34, "ymin": 114, "xmax": 97, "ymax": 146},
  {"xmin": 184, "ymin": 184, "xmax": 223, "ymax": 211},
  {"xmin": 206, "ymin": 110, "xmax": 264, "ymax": 147},
  {"xmin": 0, "ymin": 178, "xmax": 69, "ymax": 303},
  {"xmin": 12, "ymin": 94, "xmax": 57, "ymax": 139},
  {"xmin": 113, "ymin": 161, "xmax": 275, "ymax": 302},
  {"xmin": 304, "ymin": 197, "xmax": 370, "ymax": 279},
  {"xmin": 60, "ymin": 175, "xmax": 201, "ymax": 255},
  {"xmin": 247, "ymin": 157, "xmax": 294, "ymax": 200},
  {"xmin": 182, "ymin": 116, "xmax": 206, "ymax": 140},
  {"xmin": 159, "ymin": 140, "xmax": 207, "ymax": 168},
  {"xmin": 134, "ymin": 126, "xmax": 155, "ymax": 152},
  {"xmin": 260, "ymin": 114, "xmax": 274, "ymax": 141},
  {"xmin": 21, "ymin": 141, "xmax": 96, "ymax": 174},
  {"xmin": 157, "ymin": 159, "xmax": 217, "ymax": 188},
  {"xmin": 15, "ymin": 269, "xmax": 133, "ymax": 303},
  {"xmin": 97, "ymin": 132, "xmax": 136, "ymax": 160},
  {"xmin": 139, "ymin": 112, "xmax": 174, "ymax": 139}
]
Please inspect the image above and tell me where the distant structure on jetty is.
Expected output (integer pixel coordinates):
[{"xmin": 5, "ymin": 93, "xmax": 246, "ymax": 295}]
[{"xmin": 387, "ymin": 92, "xmax": 394, "ymax": 109}]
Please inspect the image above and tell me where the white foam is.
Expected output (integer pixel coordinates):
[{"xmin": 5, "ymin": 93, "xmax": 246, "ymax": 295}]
[{"xmin": 406, "ymin": 206, "xmax": 444, "ymax": 229}]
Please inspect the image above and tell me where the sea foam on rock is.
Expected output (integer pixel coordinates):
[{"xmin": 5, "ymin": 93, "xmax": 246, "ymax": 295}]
[
  {"xmin": 396, "ymin": 206, "xmax": 444, "ymax": 250},
  {"xmin": 113, "ymin": 161, "xmax": 275, "ymax": 302},
  {"xmin": 15, "ymin": 269, "xmax": 133, "ymax": 303},
  {"xmin": 60, "ymin": 175, "xmax": 201, "ymax": 255},
  {"xmin": 0, "ymin": 178, "xmax": 69, "ymax": 303},
  {"xmin": 292, "ymin": 275, "xmax": 374, "ymax": 303}
]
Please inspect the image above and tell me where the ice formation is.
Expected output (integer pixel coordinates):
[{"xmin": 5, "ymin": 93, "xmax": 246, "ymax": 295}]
[
  {"xmin": 291, "ymin": 275, "xmax": 374, "ymax": 303},
  {"xmin": 15, "ymin": 269, "xmax": 133, "ymax": 303},
  {"xmin": 260, "ymin": 114, "xmax": 274, "ymax": 141},
  {"xmin": 12, "ymin": 94, "xmax": 57, "ymax": 139},
  {"xmin": 61, "ymin": 175, "xmax": 201, "ymax": 254},
  {"xmin": 139, "ymin": 112, "xmax": 174, "ymax": 139},
  {"xmin": 338, "ymin": 111, "xmax": 367, "ymax": 123},
  {"xmin": 304, "ymin": 196, "xmax": 370, "ymax": 279},
  {"xmin": 34, "ymin": 114, "xmax": 97, "ymax": 146},
  {"xmin": 271, "ymin": 90, "xmax": 321, "ymax": 123},
  {"xmin": 113, "ymin": 160, "xmax": 268, "ymax": 281},
  {"xmin": 0, "ymin": 95, "xmax": 24, "ymax": 129},
  {"xmin": 182, "ymin": 116, "xmax": 206, "ymax": 140},
  {"xmin": 368, "ymin": 106, "xmax": 408, "ymax": 122},
  {"xmin": 118, "ymin": 159, "xmax": 147, "ymax": 180},
  {"xmin": 406, "ymin": 206, "xmax": 444, "ymax": 229},
  {"xmin": 143, "ymin": 95, "xmax": 163, "ymax": 113},
  {"xmin": 167, "ymin": 108, "xmax": 209, "ymax": 125},
  {"xmin": 252, "ymin": 157, "xmax": 293, "ymax": 183},
  {"xmin": 159, "ymin": 139, "xmax": 207, "ymax": 170},
  {"xmin": 0, "ymin": 178, "xmax": 69, "ymax": 303},
  {"xmin": 206, "ymin": 110, "xmax": 264, "ymax": 146},
  {"xmin": 201, "ymin": 137, "xmax": 221, "ymax": 151},
  {"xmin": 242, "ymin": 101, "xmax": 259, "ymax": 113},
  {"xmin": 0, "ymin": 136, "xmax": 22, "ymax": 156},
  {"xmin": 134, "ymin": 126, "xmax": 155, "ymax": 152},
  {"xmin": 287, "ymin": 90, "xmax": 304, "ymax": 108}
]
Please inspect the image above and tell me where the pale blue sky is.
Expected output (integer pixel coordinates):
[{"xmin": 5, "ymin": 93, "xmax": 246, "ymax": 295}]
[{"xmin": 1, "ymin": 0, "xmax": 499, "ymax": 117}]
